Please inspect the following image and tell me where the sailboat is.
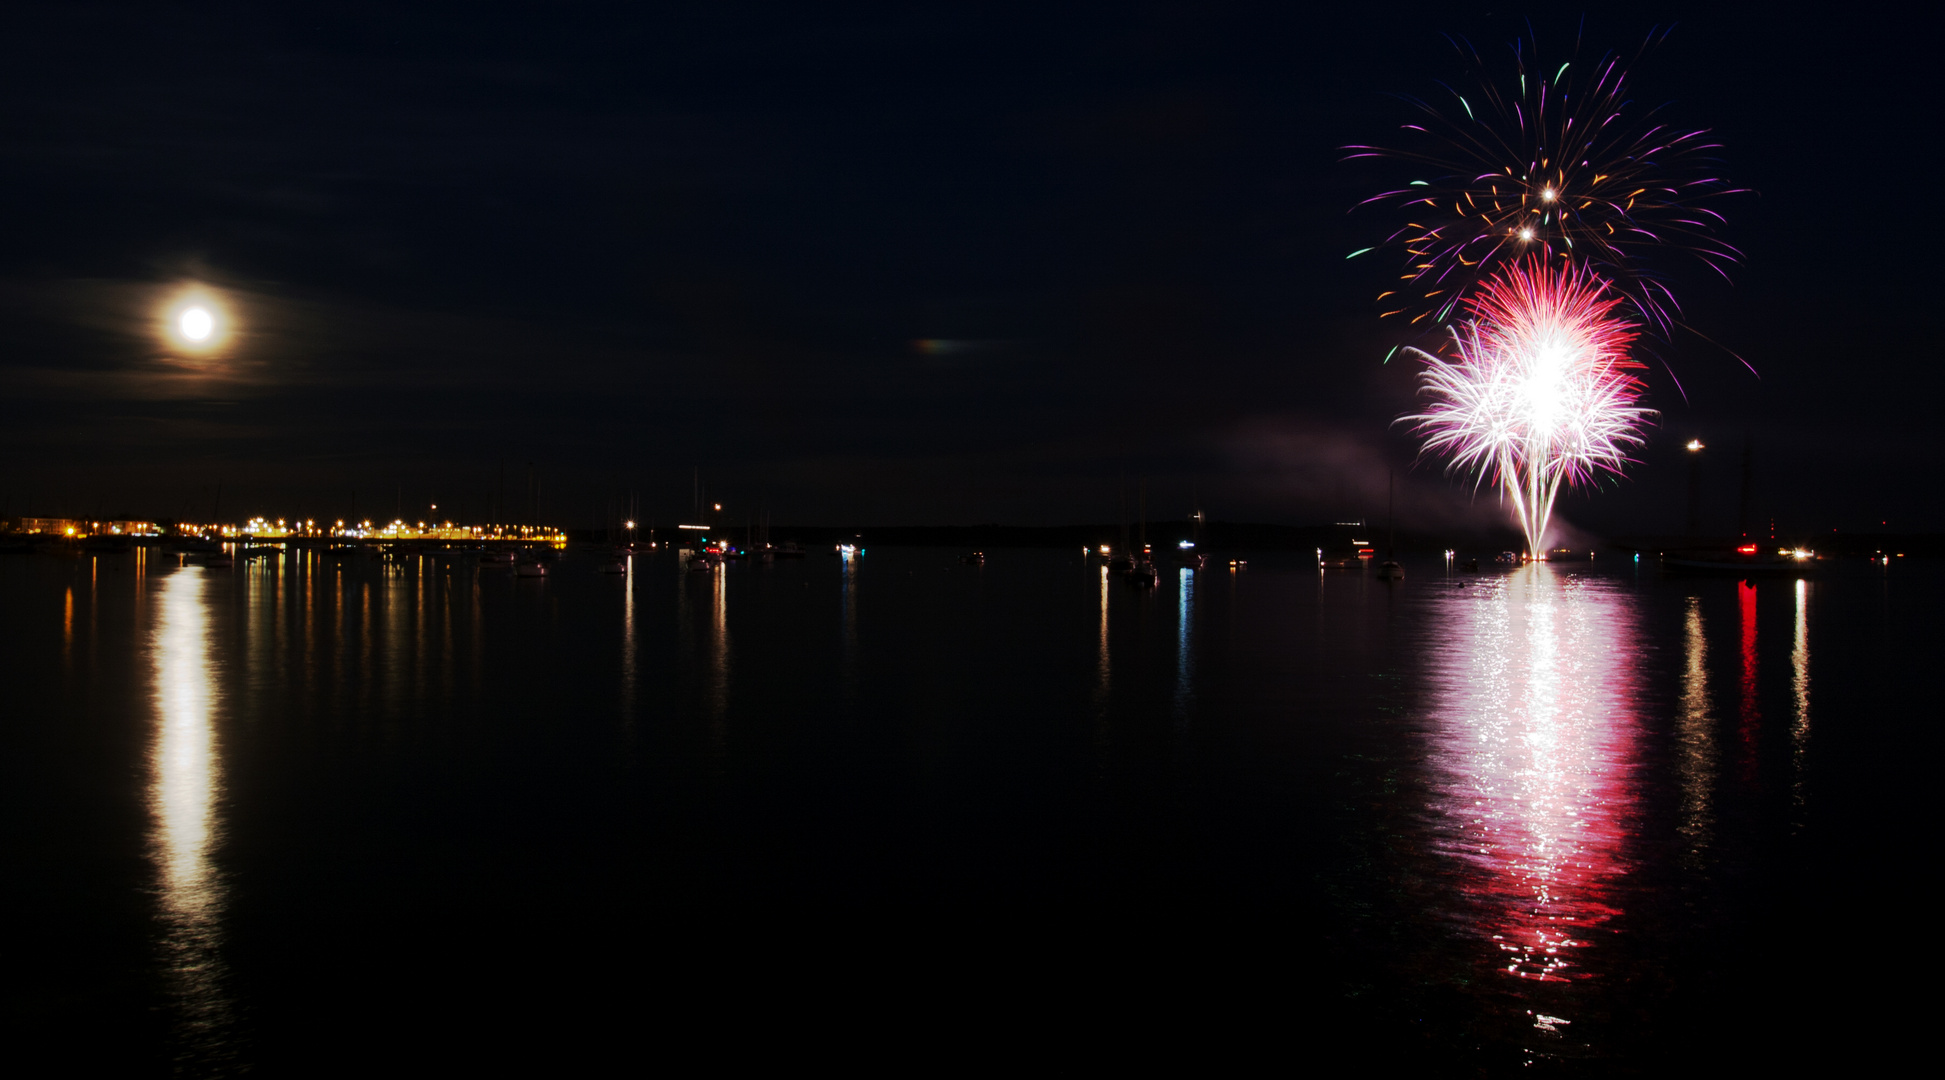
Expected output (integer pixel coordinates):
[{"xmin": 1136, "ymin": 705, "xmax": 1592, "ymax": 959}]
[
  {"xmin": 1376, "ymin": 471, "xmax": 1404, "ymax": 580},
  {"xmin": 1108, "ymin": 482, "xmax": 1134, "ymax": 575},
  {"xmin": 1128, "ymin": 481, "xmax": 1159, "ymax": 587},
  {"xmin": 1176, "ymin": 493, "xmax": 1206, "ymax": 569}
]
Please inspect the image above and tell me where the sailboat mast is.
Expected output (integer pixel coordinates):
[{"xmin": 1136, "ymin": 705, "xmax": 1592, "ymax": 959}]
[{"xmin": 1386, "ymin": 470, "xmax": 1400, "ymax": 560}]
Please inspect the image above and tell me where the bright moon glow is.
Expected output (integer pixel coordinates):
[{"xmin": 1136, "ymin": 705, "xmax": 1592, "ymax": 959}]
[
  {"xmin": 180, "ymin": 307, "xmax": 213, "ymax": 341},
  {"xmin": 159, "ymin": 285, "xmax": 233, "ymax": 355}
]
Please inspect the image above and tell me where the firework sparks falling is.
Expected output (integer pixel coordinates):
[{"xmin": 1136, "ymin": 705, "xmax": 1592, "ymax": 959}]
[
  {"xmin": 1344, "ymin": 31, "xmax": 1744, "ymax": 334},
  {"xmin": 1404, "ymin": 259, "xmax": 1653, "ymax": 557}
]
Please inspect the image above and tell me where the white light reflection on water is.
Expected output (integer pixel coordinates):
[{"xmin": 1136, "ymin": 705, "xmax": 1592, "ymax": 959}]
[
  {"xmin": 1096, "ymin": 564, "xmax": 1110, "ymax": 696},
  {"xmin": 1791, "ymin": 579, "xmax": 1811, "ymax": 819},
  {"xmin": 1677, "ymin": 597, "xmax": 1716, "ymax": 863},
  {"xmin": 710, "ymin": 564, "xmax": 729, "ymax": 720},
  {"xmin": 148, "ymin": 568, "xmax": 237, "ymax": 1060},
  {"xmin": 1174, "ymin": 568, "xmax": 1194, "ymax": 726},
  {"xmin": 1423, "ymin": 565, "xmax": 1644, "ymax": 989},
  {"xmin": 676, "ymin": 563, "xmax": 732, "ymax": 753},
  {"xmin": 622, "ymin": 556, "xmax": 637, "ymax": 719},
  {"xmin": 1091, "ymin": 564, "xmax": 1112, "ymax": 766},
  {"xmin": 838, "ymin": 551, "xmax": 860, "ymax": 707}
]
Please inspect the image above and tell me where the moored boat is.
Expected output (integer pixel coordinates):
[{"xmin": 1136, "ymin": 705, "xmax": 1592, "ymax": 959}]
[{"xmin": 1662, "ymin": 545, "xmax": 1823, "ymax": 576}]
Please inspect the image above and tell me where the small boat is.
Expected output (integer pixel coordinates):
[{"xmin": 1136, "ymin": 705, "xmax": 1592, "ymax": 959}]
[
  {"xmin": 961, "ymin": 551, "xmax": 985, "ymax": 566},
  {"xmin": 1495, "ymin": 551, "xmax": 1519, "ymax": 565},
  {"xmin": 596, "ymin": 556, "xmax": 628, "ymax": 574},
  {"xmin": 1373, "ymin": 472, "xmax": 1404, "ymax": 580},
  {"xmin": 1127, "ymin": 559, "xmax": 1159, "ymax": 587},
  {"xmin": 480, "ymin": 549, "xmax": 516, "ymax": 566},
  {"xmin": 1179, "ymin": 499, "xmax": 1207, "ymax": 569},
  {"xmin": 1662, "ymin": 546, "xmax": 1823, "ymax": 576},
  {"xmin": 774, "ymin": 541, "xmax": 807, "ymax": 559},
  {"xmin": 1174, "ymin": 540, "xmax": 1205, "ymax": 570},
  {"xmin": 1460, "ymin": 557, "xmax": 1480, "ymax": 572},
  {"xmin": 515, "ymin": 559, "xmax": 547, "ymax": 578}
]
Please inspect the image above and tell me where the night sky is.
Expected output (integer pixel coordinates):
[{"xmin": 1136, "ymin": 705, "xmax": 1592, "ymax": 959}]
[{"xmin": 3, "ymin": 4, "xmax": 1936, "ymax": 535}]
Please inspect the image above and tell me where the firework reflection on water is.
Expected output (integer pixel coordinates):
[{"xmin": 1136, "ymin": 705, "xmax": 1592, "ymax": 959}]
[{"xmin": 1418, "ymin": 565, "xmax": 1646, "ymax": 1021}]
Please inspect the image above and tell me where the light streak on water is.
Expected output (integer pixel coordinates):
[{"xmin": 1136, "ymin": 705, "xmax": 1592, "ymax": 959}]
[
  {"xmin": 1095, "ymin": 563, "xmax": 1110, "ymax": 699},
  {"xmin": 1422, "ymin": 565, "xmax": 1644, "ymax": 994},
  {"xmin": 1174, "ymin": 568, "xmax": 1195, "ymax": 726},
  {"xmin": 148, "ymin": 568, "xmax": 236, "ymax": 1061},
  {"xmin": 711, "ymin": 562, "xmax": 729, "ymax": 721},
  {"xmin": 1677, "ymin": 595, "xmax": 1716, "ymax": 864},
  {"xmin": 1791, "ymin": 579, "xmax": 1812, "ymax": 820},
  {"xmin": 622, "ymin": 556, "xmax": 636, "ymax": 719},
  {"xmin": 1738, "ymin": 581, "xmax": 1761, "ymax": 777}
]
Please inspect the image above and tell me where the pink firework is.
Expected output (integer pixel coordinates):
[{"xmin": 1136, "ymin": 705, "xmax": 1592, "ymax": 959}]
[{"xmin": 1405, "ymin": 258, "xmax": 1652, "ymax": 557}]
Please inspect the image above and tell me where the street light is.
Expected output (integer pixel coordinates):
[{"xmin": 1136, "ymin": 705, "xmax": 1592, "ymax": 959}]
[{"xmin": 1686, "ymin": 439, "xmax": 1705, "ymax": 537}]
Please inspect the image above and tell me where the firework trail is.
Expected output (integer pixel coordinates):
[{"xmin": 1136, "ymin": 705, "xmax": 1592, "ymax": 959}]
[
  {"xmin": 1403, "ymin": 258, "xmax": 1653, "ymax": 557},
  {"xmin": 1344, "ymin": 31, "xmax": 1744, "ymax": 335}
]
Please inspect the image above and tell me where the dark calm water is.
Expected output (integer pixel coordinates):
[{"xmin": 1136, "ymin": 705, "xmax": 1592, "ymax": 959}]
[{"xmin": 3, "ymin": 545, "xmax": 1933, "ymax": 1072}]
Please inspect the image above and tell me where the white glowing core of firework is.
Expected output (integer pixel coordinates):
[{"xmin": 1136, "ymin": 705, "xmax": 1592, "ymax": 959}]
[
  {"xmin": 1522, "ymin": 339, "xmax": 1572, "ymax": 434},
  {"xmin": 1403, "ymin": 263, "xmax": 1650, "ymax": 560}
]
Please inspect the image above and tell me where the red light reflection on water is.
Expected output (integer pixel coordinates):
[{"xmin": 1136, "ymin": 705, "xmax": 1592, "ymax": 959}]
[
  {"xmin": 1738, "ymin": 581, "xmax": 1761, "ymax": 774},
  {"xmin": 1423, "ymin": 565, "xmax": 1644, "ymax": 984}
]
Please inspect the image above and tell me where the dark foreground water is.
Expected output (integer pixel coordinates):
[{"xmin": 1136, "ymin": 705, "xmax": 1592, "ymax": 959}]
[{"xmin": 3, "ymin": 546, "xmax": 1934, "ymax": 1072}]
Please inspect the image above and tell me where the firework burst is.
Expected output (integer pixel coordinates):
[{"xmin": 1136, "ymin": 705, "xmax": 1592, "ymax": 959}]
[
  {"xmin": 1345, "ymin": 31, "xmax": 1744, "ymax": 334},
  {"xmin": 1404, "ymin": 258, "xmax": 1653, "ymax": 557}
]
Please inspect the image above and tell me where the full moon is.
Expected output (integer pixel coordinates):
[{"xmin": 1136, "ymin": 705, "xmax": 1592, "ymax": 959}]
[
  {"xmin": 180, "ymin": 307, "xmax": 214, "ymax": 341},
  {"xmin": 158, "ymin": 285, "xmax": 233, "ymax": 356}
]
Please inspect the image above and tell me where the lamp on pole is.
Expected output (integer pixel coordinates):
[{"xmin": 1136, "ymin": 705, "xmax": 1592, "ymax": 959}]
[{"xmin": 1685, "ymin": 440, "xmax": 1705, "ymax": 538}]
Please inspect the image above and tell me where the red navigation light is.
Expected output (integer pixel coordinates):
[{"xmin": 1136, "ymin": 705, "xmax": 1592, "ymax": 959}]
[{"xmin": 1736, "ymin": 544, "xmax": 1758, "ymax": 555}]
